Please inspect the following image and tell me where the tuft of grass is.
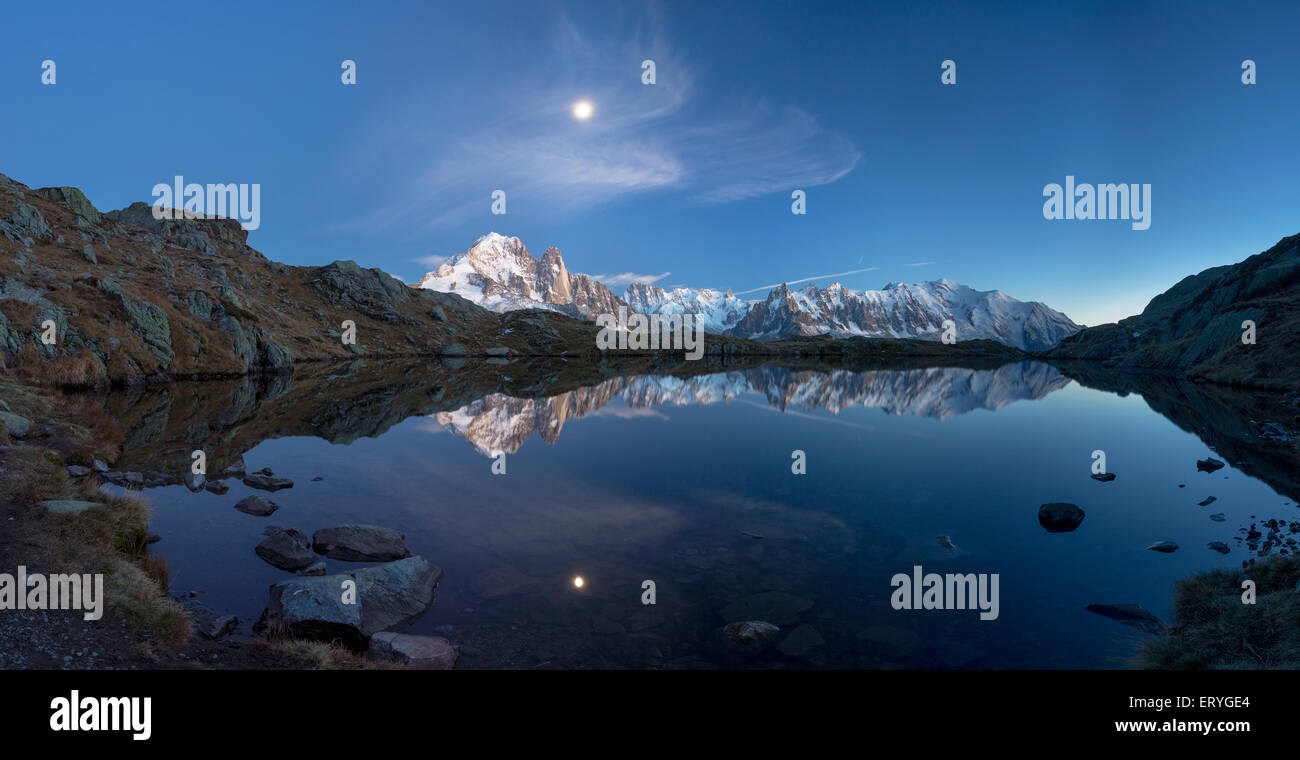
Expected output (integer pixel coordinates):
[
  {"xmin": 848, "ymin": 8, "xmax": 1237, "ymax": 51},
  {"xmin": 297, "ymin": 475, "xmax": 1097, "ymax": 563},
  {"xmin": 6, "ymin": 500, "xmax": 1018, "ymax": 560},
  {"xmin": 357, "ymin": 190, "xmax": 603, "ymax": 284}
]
[
  {"xmin": 16, "ymin": 344, "xmax": 103, "ymax": 387},
  {"xmin": 264, "ymin": 634, "xmax": 394, "ymax": 670},
  {"xmin": 1137, "ymin": 555, "xmax": 1300, "ymax": 669},
  {"xmin": 98, "ymin": 557, "xmax": 189, "ymax": 643}
]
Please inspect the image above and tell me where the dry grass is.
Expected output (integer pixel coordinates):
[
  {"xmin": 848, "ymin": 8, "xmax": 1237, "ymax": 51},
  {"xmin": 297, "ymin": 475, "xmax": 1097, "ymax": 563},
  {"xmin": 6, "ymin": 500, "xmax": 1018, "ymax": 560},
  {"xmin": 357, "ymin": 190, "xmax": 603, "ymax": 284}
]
[
  {"xmin": 264, "ymin": 634, "xmax": 395, "ymax": 670},
  {"xmin": 1137, "ymin": 555, "xmax": 1300, "ymax": 669},
  {"xmin": 16, "ymin": 344, "xmax": 103, "ymax": 388},
  {"xmin": 0, "ymin": 377, "xmax": 191, "ymax": 645}
]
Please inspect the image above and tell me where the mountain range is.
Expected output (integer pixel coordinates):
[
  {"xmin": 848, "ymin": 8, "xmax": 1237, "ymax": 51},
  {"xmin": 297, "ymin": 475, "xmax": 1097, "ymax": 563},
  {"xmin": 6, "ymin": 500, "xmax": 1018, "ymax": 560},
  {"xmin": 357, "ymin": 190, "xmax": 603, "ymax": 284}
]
[{"xmin": 415, "ymin": 233, "xmax": 1083, "ymax": 351}]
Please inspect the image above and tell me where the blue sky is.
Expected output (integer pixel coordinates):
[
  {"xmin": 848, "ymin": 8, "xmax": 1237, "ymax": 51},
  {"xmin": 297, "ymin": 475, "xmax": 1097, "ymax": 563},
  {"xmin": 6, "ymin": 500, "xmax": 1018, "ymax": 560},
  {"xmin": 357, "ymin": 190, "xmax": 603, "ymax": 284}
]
[{"xmin": 2, "ymin": 0, "xmax": 1297, "ymax": 325}]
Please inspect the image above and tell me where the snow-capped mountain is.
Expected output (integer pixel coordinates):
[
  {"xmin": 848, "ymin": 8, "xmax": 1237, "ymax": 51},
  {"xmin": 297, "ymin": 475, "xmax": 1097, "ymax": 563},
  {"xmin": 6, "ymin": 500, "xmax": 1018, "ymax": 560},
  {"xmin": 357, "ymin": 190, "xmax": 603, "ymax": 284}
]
[
  {"xmin": 622, "ymin": 283, "xmax": 755, "ymax": 334},
  {"xmin": 415, "ymin": 234, "xmax": 1082, "ymax": 350},
  {"xmin": 414, "ymin": 233, "xmax": 622, "ymax": 320},
  {"xmin": 728, "ymin": 279, "xmax": 1081, "ymax": 350}
]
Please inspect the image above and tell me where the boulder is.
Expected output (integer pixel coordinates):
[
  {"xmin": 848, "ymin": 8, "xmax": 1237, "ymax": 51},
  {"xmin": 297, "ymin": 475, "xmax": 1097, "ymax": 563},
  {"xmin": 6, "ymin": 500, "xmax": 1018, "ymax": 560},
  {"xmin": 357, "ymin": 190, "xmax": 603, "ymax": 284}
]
[
  {"xmin": 367, "ymin": 632, "xmax": 458, "ymax": 669},
  {"xmin": 257, "ymin": 556, "xmax": 443, "ymax": 646},
  {"xmin": 1197, "ymin": 457, "xmax": 1226, "ymax": 472},
  {"xmin": 312, "ymin": 525, "xmax": 411, "ymax": 562},
  {"xmin": 243, "ymin": 472, "xmax": 294, "ymax": 491},
  {"xmin": 234, "ymin": 494, "xmax": 279, "ymax": 516},
  {"xmin": 255, "ymin": 527, "xmax": 316, "ymax": 571},
  {"xmin": 0, "ymin": 411, "xmax": 31, "ymax": 438},
  {"xmin": 183, "ymin": 472, "xmax": 206, "ymax": 492},
  {"xmin": 205, "ymin": 480, "xmax": 230, "ymax": 495},
  {"xmin": 1038, "ymin": 502, "xmax": 1086, "ymax": 533}
]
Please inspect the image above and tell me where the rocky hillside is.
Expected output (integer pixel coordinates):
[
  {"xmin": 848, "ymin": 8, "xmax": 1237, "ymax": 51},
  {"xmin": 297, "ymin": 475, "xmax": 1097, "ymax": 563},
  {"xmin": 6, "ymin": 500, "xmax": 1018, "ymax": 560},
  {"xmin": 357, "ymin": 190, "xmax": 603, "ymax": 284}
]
[
  {"xmin": 0, "ymin": 174, "xmax": 600, "ymax": 385},
  {"xmin": 1049, "ymin": 233, "xmax": 1300, "ymax": 390}
]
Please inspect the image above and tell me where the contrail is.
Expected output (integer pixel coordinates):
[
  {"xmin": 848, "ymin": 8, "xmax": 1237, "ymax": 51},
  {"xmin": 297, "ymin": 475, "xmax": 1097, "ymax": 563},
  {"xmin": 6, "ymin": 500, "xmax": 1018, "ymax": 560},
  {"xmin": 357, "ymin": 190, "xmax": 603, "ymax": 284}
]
[{"xmin": 732, "ymin": 266, "xmax": 877, "ymax": 295}]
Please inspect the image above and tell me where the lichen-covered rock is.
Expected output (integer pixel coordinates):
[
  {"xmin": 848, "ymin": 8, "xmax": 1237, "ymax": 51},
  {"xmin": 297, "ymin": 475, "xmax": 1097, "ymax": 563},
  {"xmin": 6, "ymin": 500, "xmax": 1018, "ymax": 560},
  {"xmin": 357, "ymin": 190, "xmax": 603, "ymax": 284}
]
[{"xmin": 257, "ymin": 556, "xmax": 443, "ymax": 646}]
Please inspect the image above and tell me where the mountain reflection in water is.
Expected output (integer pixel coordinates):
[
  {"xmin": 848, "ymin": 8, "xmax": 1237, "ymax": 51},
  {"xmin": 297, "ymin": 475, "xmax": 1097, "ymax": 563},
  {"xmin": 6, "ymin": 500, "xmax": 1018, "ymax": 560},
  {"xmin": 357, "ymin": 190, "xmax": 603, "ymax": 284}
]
[{"xmin": 89, "ymin": 358, "xmax": 1300, "ymax": 668}]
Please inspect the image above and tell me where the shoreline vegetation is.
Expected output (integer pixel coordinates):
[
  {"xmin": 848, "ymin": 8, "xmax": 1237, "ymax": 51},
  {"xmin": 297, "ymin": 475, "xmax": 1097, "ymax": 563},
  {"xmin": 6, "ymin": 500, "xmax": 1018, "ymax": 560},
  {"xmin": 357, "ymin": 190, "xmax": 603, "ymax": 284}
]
[{"xmin": 2, "ymin": 170, "xmax": 1298, "ymax": 669}]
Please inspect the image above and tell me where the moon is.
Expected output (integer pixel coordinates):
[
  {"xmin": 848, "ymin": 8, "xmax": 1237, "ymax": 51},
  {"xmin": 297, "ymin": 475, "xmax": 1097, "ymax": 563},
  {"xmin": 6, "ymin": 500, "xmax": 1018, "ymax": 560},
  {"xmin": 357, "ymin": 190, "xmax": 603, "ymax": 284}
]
[{"xmin": 572, "ymin": 100, "xmax": 594, "ymax": 120}]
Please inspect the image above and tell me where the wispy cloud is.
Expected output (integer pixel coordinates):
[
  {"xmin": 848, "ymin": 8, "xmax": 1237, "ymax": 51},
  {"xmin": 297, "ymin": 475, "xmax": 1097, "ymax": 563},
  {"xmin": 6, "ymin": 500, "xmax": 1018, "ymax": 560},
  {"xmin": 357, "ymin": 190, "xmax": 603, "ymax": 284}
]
[
  {"xmin": 733, "ymin": 266, "xmax": 877, "ymax": 295},
  {"xmin": 342, "ymin": 7, "xmax": 859, "ymax": 233},
  {"xmin": 591, "ymin": 271, "xmax": 671, "ymax": 287},
  {"xmin": 906, "ymin": 261, "xmax": 936, "ymax": 267},
  {"xmin": 414, "ymin": 254, "xmax": 450, "ymax": 269}
]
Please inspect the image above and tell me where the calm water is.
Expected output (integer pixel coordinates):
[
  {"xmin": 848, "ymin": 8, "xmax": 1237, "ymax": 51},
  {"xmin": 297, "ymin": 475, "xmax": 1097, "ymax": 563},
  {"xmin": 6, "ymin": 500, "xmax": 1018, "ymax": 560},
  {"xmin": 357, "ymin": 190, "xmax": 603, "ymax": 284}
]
[{"xmin": 105, "ymin": 361, "xmax": 1296, "ymax": 668}]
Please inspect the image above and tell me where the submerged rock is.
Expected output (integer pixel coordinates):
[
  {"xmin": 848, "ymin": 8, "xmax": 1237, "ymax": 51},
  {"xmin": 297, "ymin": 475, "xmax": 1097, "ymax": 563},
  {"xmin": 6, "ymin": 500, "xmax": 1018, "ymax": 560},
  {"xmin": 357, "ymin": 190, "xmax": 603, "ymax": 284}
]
[
  {"xmin": 1146, "ymin": 541, "xmax": 1179, "ymax": 553},
  {"xmin": 367, "ymin": 632, "xmax": 458, "ymax": 669},
  {"xmin": 777, "ymin": 624, "xmax": 826, "ymax": 659},
  {"xmin": 1210, "ymin": 513, "xmax": 1226, "ymax": 522},
  {"xmin": 1198, "ymin": 496, "xmax": 1217, "ymax": 506},
  {"xmin": 1090, "ymin": 472, "xmax": 1116, "ymax": 482},
  {"xmin": 723, "ymin": 620, "xmax": 780, "ymax": 648},
  {"xmin": 1085, "ymin": 603, "xmax": 1166, "ymax": 634},
  {"xmin": 183, "ymin": 472, "xmax": 206, "ymax": 492},
  {"xmin": 1038, "ymin": 502, "xmax": 1086, "ymax": 533},
  {"xmin": 720, "ymin": 592, "xmax": 813, "ymax": 626},
  {"xmin": 234, "ymin": 494, "xmax": 279, "ymax": 516},
  {"xmin": 257, "ymin": 556, "xmax": 443, "ymax": 646},
  {"xmin": 1197, "ymin": 458, "xmax": 1226, "ymax": 472},
  {"xmin": 312, "ymin": 525, "xmax": 411, "ymax": 562},
  {"xmin": 205, "ymin": 480, "xmax": 230, "ymax": 495},
  {"xmin": 1207, "ymin": 541, "xmax": 1231, "ymax": 554}
]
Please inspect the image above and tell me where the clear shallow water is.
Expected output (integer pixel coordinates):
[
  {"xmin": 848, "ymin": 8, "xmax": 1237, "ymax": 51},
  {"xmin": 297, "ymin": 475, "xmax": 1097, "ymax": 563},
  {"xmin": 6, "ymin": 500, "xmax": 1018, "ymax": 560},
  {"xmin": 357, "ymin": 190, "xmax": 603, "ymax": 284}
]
[{"xmin": 113, "ymin": 361, "xmax": 1296, "ymax": 668}]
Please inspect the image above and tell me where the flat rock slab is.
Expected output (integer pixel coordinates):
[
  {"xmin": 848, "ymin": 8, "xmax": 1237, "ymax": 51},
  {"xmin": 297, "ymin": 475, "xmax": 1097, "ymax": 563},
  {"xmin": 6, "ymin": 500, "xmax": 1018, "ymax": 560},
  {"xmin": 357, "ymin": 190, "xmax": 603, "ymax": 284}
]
[
  {"xmin": 258, "ymin": 556, "xmax": 444, "ymax": 646},
  {"xmin": 40, "ymin": 500, "xmax": 105, "ymax": 515},
  {"xmin": 312, "ymin": 524, "xmax": 411, "ymax": 562},
  {"xmin": 368, "ymin": 632, "xmax": 458, "ymax": 669},
  {"xmin": 255, "ymin": 527, "xmax": 316, "ymax": 571},
  {"xmin": 235, "ymin": 495, "xmax": 279, "ymax": 516},
  {"xmin": 720, "ymin": 592, "xmax": 814, "ymax": 626},
  {"xmin": 243, "ymin": 473, "xmax": 294, "ymax": 491}
]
